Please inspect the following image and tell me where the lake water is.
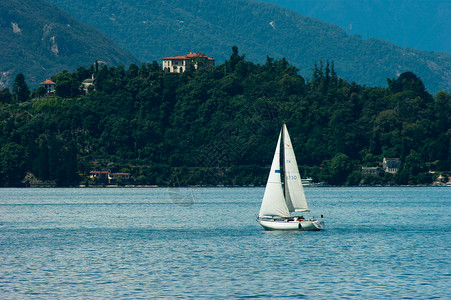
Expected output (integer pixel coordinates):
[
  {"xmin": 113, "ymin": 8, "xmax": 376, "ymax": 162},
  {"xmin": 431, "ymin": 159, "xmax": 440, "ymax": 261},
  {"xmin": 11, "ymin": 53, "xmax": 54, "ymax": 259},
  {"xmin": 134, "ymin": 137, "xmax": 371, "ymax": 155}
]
[{"xmin": 1, "ymin": 187, "xmax": 449, "ymax": 299}]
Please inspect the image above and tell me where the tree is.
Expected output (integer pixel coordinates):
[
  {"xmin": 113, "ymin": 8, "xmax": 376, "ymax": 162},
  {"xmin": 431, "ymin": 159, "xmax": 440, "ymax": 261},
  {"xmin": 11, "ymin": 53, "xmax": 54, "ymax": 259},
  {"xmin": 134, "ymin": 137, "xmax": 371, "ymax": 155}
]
[
  {"xmin": 329, "ymin": 153, "xmax": 353, "ymax": 185},
  {"xmin": 0, "ymin": 142, "xmax": 26, "ymax": 186},
  {"xmin": 371, "ymin": 110, "xmax": 402, "ymax": 155},
  {"xmin": 346, "ymin": 170, "xmax": 362, "ymax": 186},
  {"xmin": 12, "ymin": 73, "xmax": 30, "ymax": 102},
  {"xmin": 403, "ymin": 150, "xmax": 425, "ymax": 175},
  {"xmin": 388, "ymin": 72, "xmax": 428, "ymax": 97},
  {"xmin": 0, "ymin": 88, "xmax": 12, "ymax": 103},
  {"xmin": 52, "ymin": 71, "xmax": 81, "ymax": 98},
  {"xmin": 31, "ymin": 86, "xmax": 47, "ymax": 99},
  {"xmin": 225, "ymin": 46, "xmax": 245, "ymax": 73}
]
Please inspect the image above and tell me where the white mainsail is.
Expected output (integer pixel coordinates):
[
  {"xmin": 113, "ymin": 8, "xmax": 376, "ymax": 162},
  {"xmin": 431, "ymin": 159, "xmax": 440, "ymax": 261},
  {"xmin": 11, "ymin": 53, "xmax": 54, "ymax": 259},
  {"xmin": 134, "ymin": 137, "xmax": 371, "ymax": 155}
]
[
  {"xmin": 258, "ymin": 130, "xmax": 290, "ymax": 218},
  {"xmin": 283, "ymin": 123, "xmax": 309, "ymax": 212}
]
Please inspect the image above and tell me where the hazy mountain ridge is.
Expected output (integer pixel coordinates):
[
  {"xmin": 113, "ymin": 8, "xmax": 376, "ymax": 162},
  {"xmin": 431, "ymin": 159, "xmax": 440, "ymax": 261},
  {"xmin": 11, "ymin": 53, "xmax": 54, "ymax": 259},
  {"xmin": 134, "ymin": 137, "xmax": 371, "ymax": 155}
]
[
  {"xmin": 0, "ymin": 0, "xmax": 139, "ymax": 88},
  {"xmin": 46, "ymin": 0, "xmax": 450, "ymax": 93},
  {"xmin": 263, "ymin": 0, "xmax": 451, "ymax": 54}
]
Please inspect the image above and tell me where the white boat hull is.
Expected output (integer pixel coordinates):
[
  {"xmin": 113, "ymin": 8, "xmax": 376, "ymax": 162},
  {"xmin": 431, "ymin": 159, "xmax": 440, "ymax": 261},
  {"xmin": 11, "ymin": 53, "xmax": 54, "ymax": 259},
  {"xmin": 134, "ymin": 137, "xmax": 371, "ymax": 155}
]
[{"xmin": 257, "ymin": 219, "xmax": 324, "ymax": 231}]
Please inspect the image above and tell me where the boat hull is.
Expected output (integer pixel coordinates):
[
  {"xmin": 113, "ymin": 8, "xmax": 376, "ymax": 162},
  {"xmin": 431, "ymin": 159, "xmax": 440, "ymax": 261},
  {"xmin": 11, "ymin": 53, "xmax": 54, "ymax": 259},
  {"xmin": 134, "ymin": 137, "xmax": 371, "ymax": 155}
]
[{"xmin": 257, "ymin": 219, "xmax": 324, "ymax": 231}]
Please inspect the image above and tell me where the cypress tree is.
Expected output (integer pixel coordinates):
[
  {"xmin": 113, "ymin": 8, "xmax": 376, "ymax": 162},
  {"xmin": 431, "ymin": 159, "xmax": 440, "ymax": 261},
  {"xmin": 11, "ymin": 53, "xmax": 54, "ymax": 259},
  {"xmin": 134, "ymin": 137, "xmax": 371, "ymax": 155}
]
[{"xmin": 12, "ymin": 73, "xmax": 30, "ymax": 102}]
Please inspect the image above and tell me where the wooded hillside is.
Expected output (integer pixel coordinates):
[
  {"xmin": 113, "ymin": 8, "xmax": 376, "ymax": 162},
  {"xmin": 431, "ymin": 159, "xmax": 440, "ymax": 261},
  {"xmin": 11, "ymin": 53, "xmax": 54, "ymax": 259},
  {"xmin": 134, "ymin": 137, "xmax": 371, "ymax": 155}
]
[
  {"xmin": 0, "ymin": 48, "xmax": 449, "ymax": 186},
  {"xmin": 0, "ymin": 0, "xmax": 138, "ymax": 88}
]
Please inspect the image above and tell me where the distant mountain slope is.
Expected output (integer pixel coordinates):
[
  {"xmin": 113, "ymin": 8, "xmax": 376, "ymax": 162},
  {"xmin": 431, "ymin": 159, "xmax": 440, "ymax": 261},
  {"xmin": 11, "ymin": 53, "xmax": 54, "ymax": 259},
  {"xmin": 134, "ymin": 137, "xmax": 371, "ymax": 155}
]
[
  {"xmin": 0, "ymin": 0, "xmax": 139, "ymax": 88},
  {"xmin": 47, "ymin": 0, "xmax": 450, "ymax": 93},
  {"xmin": 263, "ymin": 0, "xmax": 451, "ymax": 54}
]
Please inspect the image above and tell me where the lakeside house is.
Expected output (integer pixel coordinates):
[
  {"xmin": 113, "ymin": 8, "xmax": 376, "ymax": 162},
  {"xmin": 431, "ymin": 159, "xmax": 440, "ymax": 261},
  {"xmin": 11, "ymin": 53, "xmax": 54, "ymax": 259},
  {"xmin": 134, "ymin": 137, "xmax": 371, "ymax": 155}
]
[
  {"xmin": 162, "ymin": 52, "xmax": 215, "ymax": 73},
  {"xmin": 109, "ymin": 172, "xmax": 131, "ymax": 181},
  {"xmin": 383, "ymin": 158, "xmax": 401, "ymax": 173},
  {"xmin": 89, "ymin": 170, "xmax": 109, "ymax": 180},
  {"xmin": 89, "ymin": 170, "xmax": 131, "ymax": 184},
  {"xmin": 362, "ymin": 167, "xmax": 379, "ymax": 175},
  {"xmin": 362, "ymin": 158, "xmax": 402, "ymax": 175}
]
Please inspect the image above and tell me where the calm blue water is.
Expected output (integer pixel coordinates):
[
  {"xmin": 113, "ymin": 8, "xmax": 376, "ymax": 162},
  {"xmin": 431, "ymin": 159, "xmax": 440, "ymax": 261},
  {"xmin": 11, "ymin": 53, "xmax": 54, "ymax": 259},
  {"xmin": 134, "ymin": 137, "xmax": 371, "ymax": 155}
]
[{"xmin": 1, "ymin": 187, "xmax": 449, "ymax": 299}]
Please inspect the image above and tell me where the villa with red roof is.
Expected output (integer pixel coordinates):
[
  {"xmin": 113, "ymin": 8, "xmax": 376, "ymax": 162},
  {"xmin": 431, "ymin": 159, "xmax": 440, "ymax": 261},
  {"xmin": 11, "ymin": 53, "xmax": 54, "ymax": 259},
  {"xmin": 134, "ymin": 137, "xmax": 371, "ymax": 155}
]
[{"xmin": 162, "ymin": 52, "xmax": 215, "ymax": 73}]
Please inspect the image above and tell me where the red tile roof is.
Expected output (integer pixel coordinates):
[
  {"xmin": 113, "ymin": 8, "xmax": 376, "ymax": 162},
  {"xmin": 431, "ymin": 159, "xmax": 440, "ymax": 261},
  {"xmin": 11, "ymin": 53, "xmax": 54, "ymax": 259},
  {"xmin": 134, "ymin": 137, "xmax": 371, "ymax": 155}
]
[
  {"xmin": 163, "ymin": 53, "xmax": 215, "ymax": 61},
  {"xmin": 40, "ymin": 80, "xmax": 55, "ymax": 85}
]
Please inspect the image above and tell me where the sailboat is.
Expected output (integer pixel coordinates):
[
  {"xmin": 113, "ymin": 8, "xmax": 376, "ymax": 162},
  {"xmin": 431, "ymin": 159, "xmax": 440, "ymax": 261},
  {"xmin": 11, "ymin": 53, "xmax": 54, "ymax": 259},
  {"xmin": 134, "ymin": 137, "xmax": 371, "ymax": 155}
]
[{"xmin": 257, "ymin": 123, "xmax": 324, "ymax": 231}]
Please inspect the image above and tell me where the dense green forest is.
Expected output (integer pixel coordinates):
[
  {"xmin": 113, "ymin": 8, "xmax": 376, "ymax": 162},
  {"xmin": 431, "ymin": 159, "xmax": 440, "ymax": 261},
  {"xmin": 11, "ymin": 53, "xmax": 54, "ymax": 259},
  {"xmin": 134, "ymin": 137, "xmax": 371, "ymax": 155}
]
[{"xmin": 0, "ymin": 48, "xmax": 449, "ymax": 187}]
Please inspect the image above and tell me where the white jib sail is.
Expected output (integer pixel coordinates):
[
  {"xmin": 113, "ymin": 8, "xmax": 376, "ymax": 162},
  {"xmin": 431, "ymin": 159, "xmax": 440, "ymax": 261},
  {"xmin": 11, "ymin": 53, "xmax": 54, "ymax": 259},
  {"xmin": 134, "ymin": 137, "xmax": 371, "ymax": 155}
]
[
  {"xmin": 283, "ymin": 124, "xmax": 309, "ymax": 212},
  {"xmin": 259, "ymin": 130, "xmax": 290, "ymax": 218}
]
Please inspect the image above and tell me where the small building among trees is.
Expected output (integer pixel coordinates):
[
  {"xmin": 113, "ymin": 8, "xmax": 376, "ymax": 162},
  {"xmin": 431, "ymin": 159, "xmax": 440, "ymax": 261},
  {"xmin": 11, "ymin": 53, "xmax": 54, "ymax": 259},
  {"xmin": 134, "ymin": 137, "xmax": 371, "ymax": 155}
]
[
  {"xmin": 40, "ymin": 79, "xmax": 55, "ymax": 94},
  {"xmin": 89, "ymin": 170, "xmax": 131, "ymax": 184},
  {"xmin": 383, "ymin": 158, "xmax": 401, "ymax": 173},
  {"xmin": 81, "ymin": 75, "xmax": 95, "ymax": 94},
  {"xmin": 89, "ymin": 171, "xmax": 109, "ymax": 182},
  {"xmin": 362, "ymin": 167, "xmax": 379, "ymax": 175}
]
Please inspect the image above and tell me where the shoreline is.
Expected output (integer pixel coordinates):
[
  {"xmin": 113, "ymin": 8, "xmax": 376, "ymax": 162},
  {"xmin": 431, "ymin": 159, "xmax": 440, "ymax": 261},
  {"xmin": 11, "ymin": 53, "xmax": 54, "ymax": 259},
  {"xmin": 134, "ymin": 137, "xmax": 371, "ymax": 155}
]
[{"xmin": 5, "ymin": 183, "xmax": 450, "ymax": 188}]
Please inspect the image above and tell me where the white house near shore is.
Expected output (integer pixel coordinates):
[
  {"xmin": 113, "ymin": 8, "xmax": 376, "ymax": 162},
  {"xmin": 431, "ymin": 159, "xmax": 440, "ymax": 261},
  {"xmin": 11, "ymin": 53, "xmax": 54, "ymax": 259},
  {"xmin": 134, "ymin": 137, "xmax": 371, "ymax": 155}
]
[
  {"xmin": 89, "ymin": 170, "xmax": 130, "ymax": 183},
  {"xmin": 383, "ymin": 158, "xmax": 401, "ymax": 173},
  {"xmin": 362, "ymin": 158, "xmax": 402, "ymax": 175},
  {"xmin": 162, "ymin": 52, "xmax": 215, "ymax": 73}
]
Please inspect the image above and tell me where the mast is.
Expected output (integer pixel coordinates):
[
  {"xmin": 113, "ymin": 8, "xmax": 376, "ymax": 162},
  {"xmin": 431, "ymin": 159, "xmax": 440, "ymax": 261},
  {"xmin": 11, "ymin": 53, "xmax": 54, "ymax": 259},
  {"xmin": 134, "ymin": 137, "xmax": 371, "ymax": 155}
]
[{"xmin": 281, "ymin": 122, "xmax": 286, "ymax": 199}]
